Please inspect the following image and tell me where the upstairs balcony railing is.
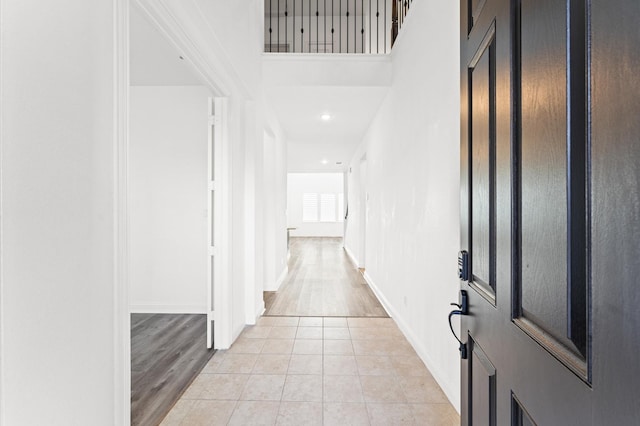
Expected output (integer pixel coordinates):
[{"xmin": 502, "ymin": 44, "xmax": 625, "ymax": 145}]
[{"xmin": 264, "ymin": 0, "xmax": 414, "ymax": 54}]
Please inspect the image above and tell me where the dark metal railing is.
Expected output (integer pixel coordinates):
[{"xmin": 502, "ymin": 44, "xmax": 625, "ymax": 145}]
[
  {"xmin": 265, "ymin": 0, "xmax": 406, "ymax": 54},
  {"xmin": 391, "ymin": 0, "xmax": 413, "ymax": 46}
]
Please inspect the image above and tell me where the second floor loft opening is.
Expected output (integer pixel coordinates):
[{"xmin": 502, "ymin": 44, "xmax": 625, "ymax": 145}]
[{"xmin": 264, "ymin": 0, "xmax": 414, "ymax": 54}]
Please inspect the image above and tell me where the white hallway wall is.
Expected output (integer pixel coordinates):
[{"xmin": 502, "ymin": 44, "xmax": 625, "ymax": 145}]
[
  {"xmin": 129, "ymin": 86, "xmax": 210, "ymax": 314},
  {"xmin": 0, "ymin": 0, "xmax": 121, "ymax": 423},
  {"xmin": 344, "ymin": 0, "xmax": 462, "ymax": 411},
  {"xmin": 273, "ymin": 133, "xmax": 289, "ymax": 288},
  {"xmin": 0, "ymin": 0, "xmax": 285, "ymax": 422},
  {"xmin": 263, "ymin": 129, "xmax": 289, "ymax": 293},
  {"xmin": 288, "ymin": 173, "xmax": 344, "ymax": 237}
]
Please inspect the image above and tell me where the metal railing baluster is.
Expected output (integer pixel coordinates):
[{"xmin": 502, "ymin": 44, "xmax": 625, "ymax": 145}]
[
  {"xmin": 309, "ymin": 0, "xmax": 311, "ymax": 52},
  {"xmin": 340, "ymin": 0, "xmax": 342, "ymax": 53},
  {"xmin": 346, "ymin": 0, "xmax": 349, "ymax": 53},
  {"xmin": 376, "ymin": 0, "xmax": 379, "ymax": 53},
  {"xmin": 354, "ymin": 0, "xmax": 357, "ymax": 53},
  {"xmin": 332, "ymin": 0, "xmax": 335, "ymax": 52},
  {"xmin": 262, "ymin": 0, "xmax": 413, "ymax": 54},
  {"xmin": 269, "ymin": 0, "xmax": 272, "ymax": 51},
  {"xmin": 361, "ymin": 0, "xmax": 364, "ymax": 53}
]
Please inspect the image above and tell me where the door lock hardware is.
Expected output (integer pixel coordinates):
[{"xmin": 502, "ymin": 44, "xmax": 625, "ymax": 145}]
[
  {"xmin": 458, "ymin": 250, "xmax": 469, "ymax": 281},
  {"xmin": 448, "ymin": 290, "xmax": 469, "ymax": 359}
]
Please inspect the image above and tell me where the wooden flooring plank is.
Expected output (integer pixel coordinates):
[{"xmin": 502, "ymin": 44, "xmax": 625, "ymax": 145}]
[
  {"xmin": 131, "ymin": 314, "xmax": 197, "ymax": 372},
  {"xmin": 131, "ymin": 313, "xmax": 215, "ymax": 426},
  {"xmin": 264, "ymin": 237, "xmax": 389, "ymax": 317}
]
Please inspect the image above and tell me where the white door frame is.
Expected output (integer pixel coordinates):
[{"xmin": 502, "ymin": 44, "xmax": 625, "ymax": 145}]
[
  {"xmin": 207, "ymin": 97, "xmax": 231, "ymax": 349},
  {"xmin": 115, "ymin": 1, "xmax": 235, "ymax": 423},
  {"xmin": 114, "ymin": 0, "xmax": 131, "ymax": 422}
]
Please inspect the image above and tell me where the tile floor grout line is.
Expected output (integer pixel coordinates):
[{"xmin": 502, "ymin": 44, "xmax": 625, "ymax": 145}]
[
  {"xmin": 232, "ymin": 399, "xmax": 242, "ymax": 426},
  {"xmin": 162, "ymin": 315, "xmax": 458, "ymax": 425}
]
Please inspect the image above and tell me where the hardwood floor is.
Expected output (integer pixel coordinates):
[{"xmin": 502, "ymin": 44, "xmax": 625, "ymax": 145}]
[
  {"xmin": 131, "ymin": 314, "xmax": 215, "ymax": 426},
  {"xmin": 264, "ymin": 237, "xmax": 388, "ymax": 317},
  {"xmin": 263, "ymin": 291, "xmax": 277, "ymax": 312}
]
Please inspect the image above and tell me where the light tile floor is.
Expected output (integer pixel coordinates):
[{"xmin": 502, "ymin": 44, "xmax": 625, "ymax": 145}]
[{"xmin": 160, "ymin": 316, "xmax": 460, "ymax": 426}]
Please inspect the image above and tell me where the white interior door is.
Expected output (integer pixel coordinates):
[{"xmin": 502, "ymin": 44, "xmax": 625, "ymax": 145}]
[{"xmin": 207, "ymin": 97, "xmax": 224, "ymax": 349}]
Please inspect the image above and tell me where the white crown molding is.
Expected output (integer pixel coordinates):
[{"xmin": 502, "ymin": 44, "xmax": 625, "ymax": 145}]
[{"xmin": 134, "ymin": 0, "xmax": 252, "ymax": 99}]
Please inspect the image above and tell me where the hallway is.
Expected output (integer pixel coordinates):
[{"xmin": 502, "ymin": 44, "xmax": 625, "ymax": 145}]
[
  {"xmin": 159, "ymin": 237, "xmax": 458, "ymax": 425},
  {"xmin": 265, "ymin": 238, "xmax": 386, "ymax": 317}
]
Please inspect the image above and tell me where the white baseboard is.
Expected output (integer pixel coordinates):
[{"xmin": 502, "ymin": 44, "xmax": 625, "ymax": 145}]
[
  {"xmin": 253, "ymin": 303, "xmax": 266, "ymax": 323},
  {"xmin": 362, "ymin": 271, "xmax": 461, "ymax": 413},
  {"xmin": 343, "ymin": 245, "xmax": 359, "ymax": 268},
  {"xmin": 129, "ymin": 304, "xmax": 207, "ymax": 314},
  {"xmin": 231, "ymin": 322, "xmax": 245, "ymax": 346},
  {"xmin": 265, "ymin": 266, "xmax": 288, "ymax": 292}
]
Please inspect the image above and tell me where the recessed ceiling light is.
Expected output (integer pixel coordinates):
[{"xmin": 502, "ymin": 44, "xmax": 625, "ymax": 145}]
[
  {"xmin": 321, "ymin": 159, "xmax": 328, "ymax": 165},
  {"xmin": 321, "ymin": 114, "xmax": 331, "ymax": 121}
]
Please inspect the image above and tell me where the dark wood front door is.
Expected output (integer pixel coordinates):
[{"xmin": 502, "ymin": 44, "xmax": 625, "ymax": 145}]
[{"xmin": 459, "ymin": 0, "xmax": 640, "ymax": 424}]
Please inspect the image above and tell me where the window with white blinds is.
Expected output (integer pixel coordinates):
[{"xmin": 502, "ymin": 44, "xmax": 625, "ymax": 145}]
[
  {"xmin": 303, "ymin": 193, "xmax": 344, "ymax": 223},
  {"xmin": 320, "ymin": 194, "xmax": 337, "ymax": 222},
  {"xmin": 302, "ymin": 193, "xmax": 319, "ymax": 222}
]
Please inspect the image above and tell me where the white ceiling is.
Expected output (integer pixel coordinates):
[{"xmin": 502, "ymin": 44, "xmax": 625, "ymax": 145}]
[
  {"xmin": 263, "ymin": 53, "xmax": 391, "ymax": 173},
  {"xmin": 266, "ymin": 86, "xmax": 388, "ymax": 144},
  {"xmin": 266, "ymin": 85, "xmax": 389, "ymax": 172},
  {"xmin": 130, "ymin": 5, "xmax": 203, "ymax": 86},
  {"xmin": 287, "ymin": 142, "xmax": 353, "ymax": 172}
]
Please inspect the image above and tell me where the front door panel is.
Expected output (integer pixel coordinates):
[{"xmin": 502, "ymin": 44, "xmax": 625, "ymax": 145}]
[
  {"xmin": 469, "ymin": 339, "xmax": 496, "ymax": 426},
  {"xmin": 514, "ymin": 0, "xmax": 589, "ymax": 375},
  {"xmin": 461, "ymin": 0, "xmax": 640, "ymax": 423},
  {"xmin": 469, "ymin": 22, "xmax": 496, "ymax": 303},
  {"xmin": 459, "ymin": 0, "xmax": 613, "ymax": 424},
  {"xmin": 518, "ymin": 0, "xmax": 570, "ymax": 350}
]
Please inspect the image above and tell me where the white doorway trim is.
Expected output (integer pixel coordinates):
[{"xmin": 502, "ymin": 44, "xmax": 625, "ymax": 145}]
[
  {"xmin": 208, "ymin": 97, "xmax": 232, "ymax": 349},
  {"xmin": 115, "ymin": 1, "xmax": 236, "ymax": 422},
  {"xmin": 114, "ymin": 0, "xmax": 131, "ymax": 423}
]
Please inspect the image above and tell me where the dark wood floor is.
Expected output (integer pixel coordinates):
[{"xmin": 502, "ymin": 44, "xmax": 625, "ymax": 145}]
[
  {"xmin": 264, "ymin": 237, "xmax": 388, "ymax": 317},
  {"xmin": 131, "ymin": 313, "xmax": 215, "ymax": 426}
]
